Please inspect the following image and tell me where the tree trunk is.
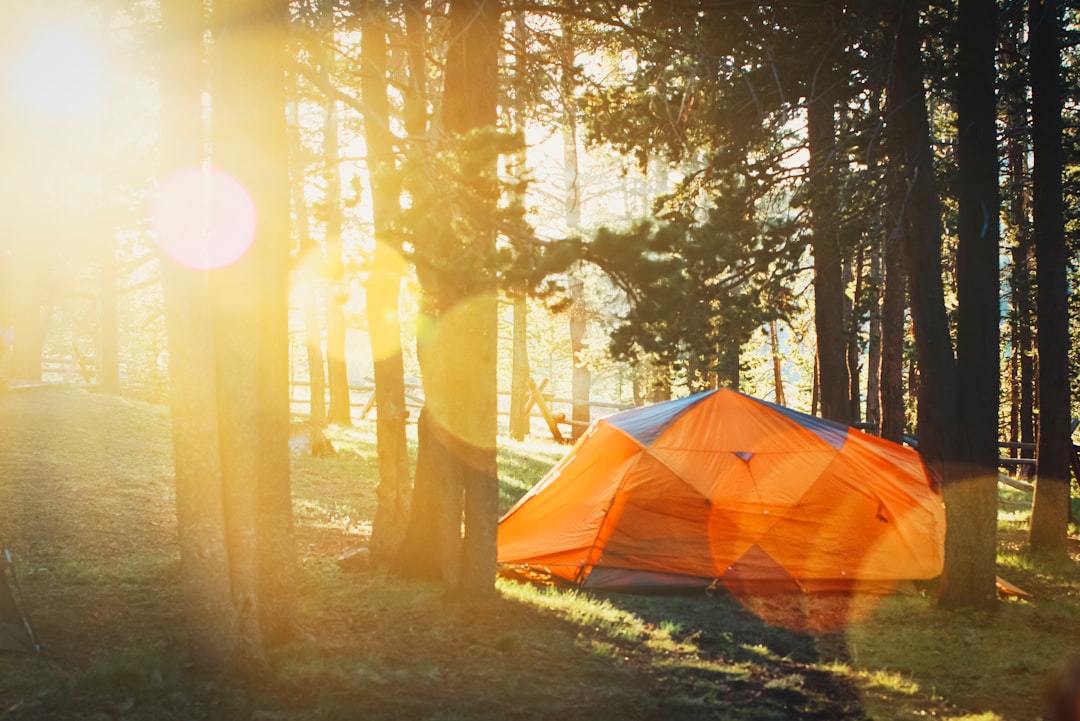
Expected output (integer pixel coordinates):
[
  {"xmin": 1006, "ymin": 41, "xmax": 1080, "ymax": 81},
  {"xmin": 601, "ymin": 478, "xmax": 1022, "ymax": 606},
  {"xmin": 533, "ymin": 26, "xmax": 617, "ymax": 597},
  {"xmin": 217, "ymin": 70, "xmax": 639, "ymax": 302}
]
[
  {"xmin": 717, "ymin": 333, "xmax": 740, "ymax": 392},
  {"xmin": 1002, "ymin": 0, "xmax": 1037, "ymax": 474},
  {"xmin": 507, "ymin": 11, "xmax": 531, "ymax": 442},
  {"xmin": 446, "ymin": 0, "xmax": 500, "ymax": 598},
  {"xmin": 1005, "ymin": 103, "xmax": 1035, "ymax": 472},
  {"xmin": 1027, "ymin": 0, "xmax": 1072, "ymax": 556},
  {"xmin": 403, "ymin": 0, "xmax": 427, "ymax": 141},
  {"xmin": 395, "ymin": 0, "xmax": 451, "ymax": 579},
  {"xmin": 880, "ymin": 195, "xmax": 908, "ymax": 443},
  {"xmin": 362, "ymin": 0, "xmax": 412, "ymax": 566},
  {"xmin": 509, "ymin": 291, "xmax": 531, "ymax": 440},
  {"xmin": 286, "ymin": 100, "xmax": 329, "ymax": 446},
  {"xmin": 946, "ymin": 0, "xmax": 1001, "ymax": 607},
  {"xmin": 647, "ymin": 368, "xmax": 673, "ymax": 403},
  {"xmin": 302, "ymin": 274, "xmax": 330, "ymax": 446},
  {"xmin": 320, "ymin": 4, "xmax": 351, "ymax": 425},
  {"xmin": 888, "ymin": 0, "xmax": 1000, "ymax": 609},
  {"xmin": 568, "ymin": 269, "xmax": 590, "ymax": 440},
  {"xmin": 866, "ymin": 239, "xmax": 883, "ymax": 433},
  {"xmin": 1020, "ymin": 301, "xmax": 1036, "ymax": 476},
  {"xmin": 211, "ymin": 0, "xmax": 296, "ymax": 648},
  {"xmin": 845, "ymin": 250, "xmax": 862, "ymax": 425},
  {"xmin": 1013, "ymin": 183, "xmax": 1036, "ymax": 478},
  {"xmin": 98, "ymin": 242, "xmax": 120, "ymax": 393},
  {"xmin": 158, "ymin": 0, "xmax": 241, "ymax": 673},
  {"xmin": 886, "ymin": 1, "xmax": 958, "ymax": 482},
  {"xmin": 560, "ymin": 28, "xmax": 589, "ymax": 441},
  {"xmin": 398, "ymin": 408, "xmax": 464, "ymax": 581},
  {"xmin": 770, "ymin": 320, "xmax": 786, "ymax": 406},
  {"xmin": 808, "ymin": 84, "xmax": 850, "ymax": 424},
  {"xmin": 404, "ymin": 0, "xmax": 501, "ymax": 597}
]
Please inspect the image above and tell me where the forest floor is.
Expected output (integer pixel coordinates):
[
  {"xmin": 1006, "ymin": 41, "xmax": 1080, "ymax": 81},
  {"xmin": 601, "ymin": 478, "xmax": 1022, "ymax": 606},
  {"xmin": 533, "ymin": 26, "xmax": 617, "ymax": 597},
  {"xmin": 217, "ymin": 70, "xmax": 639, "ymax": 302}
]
[{"xmin": 1, "ymin": 384, "xmax": 1079, "ymax": 720}]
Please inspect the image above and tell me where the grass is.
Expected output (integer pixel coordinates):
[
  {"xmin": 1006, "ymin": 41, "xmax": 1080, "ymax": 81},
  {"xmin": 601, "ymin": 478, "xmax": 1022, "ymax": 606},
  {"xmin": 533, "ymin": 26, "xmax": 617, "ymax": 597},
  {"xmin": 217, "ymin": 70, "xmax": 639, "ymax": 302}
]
[{"xmin": 1, "ymin": 384, "xmax": 1079, "ymax": 720}]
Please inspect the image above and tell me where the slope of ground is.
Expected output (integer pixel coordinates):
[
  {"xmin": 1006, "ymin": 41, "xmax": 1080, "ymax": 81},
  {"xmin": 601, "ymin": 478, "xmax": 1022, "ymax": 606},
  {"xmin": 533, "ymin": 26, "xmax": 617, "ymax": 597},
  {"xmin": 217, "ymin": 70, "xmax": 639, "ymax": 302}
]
[{"xmin": 0, "ymin": 385, "xmax": 1078, "ymax": 721}]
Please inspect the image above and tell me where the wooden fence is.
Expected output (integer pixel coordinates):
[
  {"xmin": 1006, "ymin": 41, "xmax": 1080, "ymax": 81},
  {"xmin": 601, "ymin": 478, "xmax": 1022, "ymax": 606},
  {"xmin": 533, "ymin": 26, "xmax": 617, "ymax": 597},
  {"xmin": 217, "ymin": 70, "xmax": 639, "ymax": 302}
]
[{"xmin": 288, "ymin": 376, "xmax": 634, "ymax": 442}]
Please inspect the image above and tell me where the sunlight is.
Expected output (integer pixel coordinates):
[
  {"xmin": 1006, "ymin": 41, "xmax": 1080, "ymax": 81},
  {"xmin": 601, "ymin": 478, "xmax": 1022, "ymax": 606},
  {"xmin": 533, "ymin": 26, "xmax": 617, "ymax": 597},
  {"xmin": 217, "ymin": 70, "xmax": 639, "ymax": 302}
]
[
  {"xmin": 8, "ymin": 25, "xmax": 105, "ymax": 120},
  {"xmin": 416, "ymin": 292, "xmax": 499, "ymax": 451},
  {"xmin": 367, "ymin": 241, "xmax": 410, "ymax": 364},
  {"xmin": 151, "ymin": 166, "xmax": 257, "ymax": 270},
  {"xmin": 289, "ymin": 246, "xmax": 322, "ymax": 308}
]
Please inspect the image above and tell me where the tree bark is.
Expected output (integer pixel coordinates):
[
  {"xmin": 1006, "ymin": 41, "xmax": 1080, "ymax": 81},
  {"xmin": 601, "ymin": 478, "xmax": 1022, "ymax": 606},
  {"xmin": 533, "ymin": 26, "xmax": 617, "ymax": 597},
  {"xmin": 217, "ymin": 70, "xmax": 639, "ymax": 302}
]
[
  {"xmin": 507, "ymin": 11, "xmax": 531, "ymax": 443},
  {"xmin": 880, "ymin": 187, "xmax": 908, "ymax": 443},
  {"xmin": 886, "ymin": 0, "xmax": 999, "ymax": 609},
  {"xmin": 866, "ymin": 239, "xmax": 883, "ymax": 433},
  {"xmin": 808, "ymin": 82, "xmax": 850, "ymax": 424},
  {"xmin": 1027, "ymin": 0, "xmax": 1072, "ymax": 556},
  {"xmin": 320, "ymin": 0, "xmax": 352, "ymax": 426},
  {"xmin": 568, "ymin": 269, "xmax": 590, "ymax": 439},
  {"xmin": 509, "ymin": 291, "xmax": 531, "ymax": 440},
  {"xmin": 886, "ymin": 1, "xmax": 958, "ymax": 485},
  {"xmin": 770, "ymin": 320, "xmax": 786, "ymax": 406},
  {"xmin": 362, "ymin": 0, "xmax": 412, "ymax": 566},
  {"xmin": 1003, "ymin": 0, "xmax": 1037, "ymax": 471},
  {"xmin": 286, "ymin": 100, "xmax": 330, "ymax": 447},
  {"xmin": 211, "ymin": 0, "xmax": 296, "ymax": 648},
  {"xmin": 404, "ymin": 0, "xmax": 501, "ymax": 596},
  {"xmin": 403, "ymin": 0, "xmax": 428, "ymax": 141},
  {"xmin": 947, "ymin": 0, "xmax": 1001, "ymax": 607},
  {"xmin": 398, "ymin": 408, "xmax": 464, "ymax": 581},
  {"xmin": 443, "ymin": 0, "xmax": 501, "ymax": 598},
  {"xmin": 717, "ymin": 333, "xmax": 741, "ymax": 392},
  {"xmin": 158, "ymin": 0, "xmax": 242, "ymax": 674},
  {"xmin": 845, "ymin": 250, "xmax": 862, "ymax": 425},
  {"xmin": 1013, "ymin": 181, "xmax": 1036, "ymax": 477},
  {"xmin": 560, "ymin": 28, "xmax": 590, "ymax": 440},
  {"xmin": 396, "ymin": 0, "xmax": 453, "ymax": 580}
]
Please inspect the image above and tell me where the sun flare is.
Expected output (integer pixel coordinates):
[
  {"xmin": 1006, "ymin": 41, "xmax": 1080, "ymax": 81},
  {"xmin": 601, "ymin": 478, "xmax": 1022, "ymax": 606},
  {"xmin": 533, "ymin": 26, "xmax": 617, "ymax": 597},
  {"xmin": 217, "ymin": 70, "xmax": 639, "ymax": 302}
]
[{"xmin": 8, "ymin": 26, "xmax": 105, "ymax": 119}]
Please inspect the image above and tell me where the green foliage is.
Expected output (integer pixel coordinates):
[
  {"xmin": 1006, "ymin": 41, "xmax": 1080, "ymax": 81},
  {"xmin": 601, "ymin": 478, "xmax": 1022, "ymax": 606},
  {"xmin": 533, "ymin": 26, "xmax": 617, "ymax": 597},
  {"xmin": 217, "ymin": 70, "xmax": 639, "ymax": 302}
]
[
  {"xmin": 395, "ymin": 127, "xmax": 531, "ymax": 307},
  {"xmin": 575, "ymin": 165, "xmax": 802, "ymax": 389},
  {"xmin": 578, "ymin": 4, "xmax": 806, "ymax": 166},
  {"xmin": 533, "ymin": 1, "xmax": 905, "ymax": 397}
]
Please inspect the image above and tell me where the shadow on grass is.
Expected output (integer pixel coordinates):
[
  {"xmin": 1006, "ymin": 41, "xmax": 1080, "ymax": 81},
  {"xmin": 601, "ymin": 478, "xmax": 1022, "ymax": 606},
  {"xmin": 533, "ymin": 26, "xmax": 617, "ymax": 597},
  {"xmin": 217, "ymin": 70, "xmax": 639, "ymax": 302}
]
[
  {"xmin": 592, "ymin": 590, "xmax": 869, "ymax": 721},
  {"xmin": 271, "ymin": 568, "xmax": 668, "ymax": 721}
]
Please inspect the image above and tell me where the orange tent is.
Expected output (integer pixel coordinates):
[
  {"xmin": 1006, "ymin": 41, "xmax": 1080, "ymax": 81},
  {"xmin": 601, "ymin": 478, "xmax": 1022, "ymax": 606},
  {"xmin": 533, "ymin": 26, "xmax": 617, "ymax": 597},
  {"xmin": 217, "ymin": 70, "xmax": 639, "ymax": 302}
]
[{"xmin": 498, "ymin": 389, "xmax": 945, "ymax": 594}]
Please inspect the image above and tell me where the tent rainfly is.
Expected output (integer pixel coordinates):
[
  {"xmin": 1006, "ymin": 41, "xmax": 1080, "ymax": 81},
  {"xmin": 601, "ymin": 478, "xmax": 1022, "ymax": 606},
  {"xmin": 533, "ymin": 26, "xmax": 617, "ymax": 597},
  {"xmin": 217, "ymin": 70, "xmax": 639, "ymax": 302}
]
[
  {"xmin": 498, "ymin": 389, "xmax": 945, "ymax": 594},
  {"xmin": 1, "ymin": 549, "xmax": 40, "ymax": 654}
]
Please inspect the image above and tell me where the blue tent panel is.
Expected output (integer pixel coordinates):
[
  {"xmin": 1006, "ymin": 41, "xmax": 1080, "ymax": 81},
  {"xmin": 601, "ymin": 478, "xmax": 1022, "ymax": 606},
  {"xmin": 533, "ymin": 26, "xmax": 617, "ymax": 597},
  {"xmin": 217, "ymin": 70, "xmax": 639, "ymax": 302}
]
[{"xmin": 604, "ymin": 390, "xmax": 715, "ymax": 445}]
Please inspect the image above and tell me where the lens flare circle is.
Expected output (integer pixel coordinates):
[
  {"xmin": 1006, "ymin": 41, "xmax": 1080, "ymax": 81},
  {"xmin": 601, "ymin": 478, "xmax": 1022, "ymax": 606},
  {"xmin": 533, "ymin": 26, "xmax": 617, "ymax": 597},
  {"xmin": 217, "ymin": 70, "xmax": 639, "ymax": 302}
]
[
  {"xmin": 152, "ymin": 167, "xmax": 256, "ymax": 270},
  {"xmin": 416, "ymin": 292, "xmax": 499, "ymax": 452}
]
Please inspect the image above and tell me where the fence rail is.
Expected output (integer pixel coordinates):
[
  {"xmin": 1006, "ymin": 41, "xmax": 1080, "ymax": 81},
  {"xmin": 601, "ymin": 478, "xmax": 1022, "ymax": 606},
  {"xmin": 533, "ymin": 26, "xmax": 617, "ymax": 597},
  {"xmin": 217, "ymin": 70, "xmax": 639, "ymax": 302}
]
[{"xmin": 288, "ymin": 377, "xmax": 633, "ymax": 440}]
